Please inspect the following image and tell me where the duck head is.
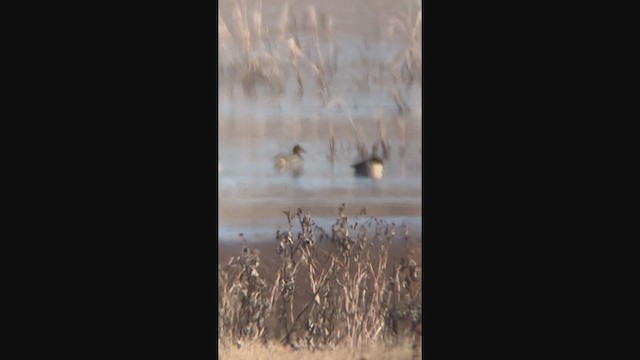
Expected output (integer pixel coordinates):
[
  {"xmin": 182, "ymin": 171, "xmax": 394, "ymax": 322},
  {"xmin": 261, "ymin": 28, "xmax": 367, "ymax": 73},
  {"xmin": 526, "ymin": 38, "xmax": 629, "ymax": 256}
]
[{"xmin": 293, "ymin": 145, "xmax": 306, "ymax": 156}]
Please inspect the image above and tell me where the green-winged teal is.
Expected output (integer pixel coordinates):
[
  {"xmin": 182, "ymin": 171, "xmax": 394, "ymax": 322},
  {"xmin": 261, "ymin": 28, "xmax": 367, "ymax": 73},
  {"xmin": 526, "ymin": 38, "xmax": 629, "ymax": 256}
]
[
  {"xmin": 352, "ymin": 156, "xmax": 384, "ymax": 180},
  {"xmin": 274, "ymin": 145, "xmax": 306, "ymax": 174}
]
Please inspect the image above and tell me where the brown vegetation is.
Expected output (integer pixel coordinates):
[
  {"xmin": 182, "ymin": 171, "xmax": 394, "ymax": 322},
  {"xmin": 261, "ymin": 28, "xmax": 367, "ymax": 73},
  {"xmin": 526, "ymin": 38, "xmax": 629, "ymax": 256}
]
[
  {"xmin": 218, "ymin": 0, "xmax": 421, "ymax": 158},
  {"xmin": 218, "ymin": 204, "xmax": 422, "ymax": 358},
  {"xmin": 218, "ymin": 1, "xmax": 423, "ymax": 356}
]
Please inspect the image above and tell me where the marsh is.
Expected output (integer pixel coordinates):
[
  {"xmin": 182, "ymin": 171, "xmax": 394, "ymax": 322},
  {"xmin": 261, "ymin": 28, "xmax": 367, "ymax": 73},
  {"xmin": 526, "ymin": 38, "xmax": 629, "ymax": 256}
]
[{"xmin": 218, "ymin": 0, "xmax": 422, "ymax": 243}]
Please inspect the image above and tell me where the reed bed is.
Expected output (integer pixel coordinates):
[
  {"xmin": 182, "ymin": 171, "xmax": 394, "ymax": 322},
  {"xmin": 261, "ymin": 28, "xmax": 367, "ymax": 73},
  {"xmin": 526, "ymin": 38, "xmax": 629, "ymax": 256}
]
[
  {"xmin": 219, "ymin": 0, "xmax": 421, "ymax": 162},
  {"xmin": 218, "ymin": 0, "xmax": 421, "ymax": 101},
  {"xmin": 218, "ymin": 204, "xmax": 422, "ymax": 358}
]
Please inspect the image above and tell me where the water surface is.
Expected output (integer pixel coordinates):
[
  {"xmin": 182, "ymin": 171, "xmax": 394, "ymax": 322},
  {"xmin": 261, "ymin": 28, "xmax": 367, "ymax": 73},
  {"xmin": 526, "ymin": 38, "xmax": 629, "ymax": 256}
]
[{"xmin": 218, "ymin": 0, "xmax": 422, "ymax": 242}]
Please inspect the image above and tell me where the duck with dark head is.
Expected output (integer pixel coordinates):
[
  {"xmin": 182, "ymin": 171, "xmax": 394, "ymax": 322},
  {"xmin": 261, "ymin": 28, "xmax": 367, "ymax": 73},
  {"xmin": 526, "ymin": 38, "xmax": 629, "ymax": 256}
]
[{"xmin": 351, "ymin": 144, "xmax": 384, "ymax": 180}]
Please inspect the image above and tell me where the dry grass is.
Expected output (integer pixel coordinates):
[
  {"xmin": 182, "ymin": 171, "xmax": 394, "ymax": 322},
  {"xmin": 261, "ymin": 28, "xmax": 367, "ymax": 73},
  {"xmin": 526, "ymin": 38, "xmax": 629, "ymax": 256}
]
[
  {"xmin": 218, "ymin": 1, "xmax": 421, "ymax": 100},
  {"xmin": 218, "ymin": 204, "xmax": 422, "ymax": 358},
  {"xmin": 218, "ymin": 338, "xmax": 415, "ymax": 360}
]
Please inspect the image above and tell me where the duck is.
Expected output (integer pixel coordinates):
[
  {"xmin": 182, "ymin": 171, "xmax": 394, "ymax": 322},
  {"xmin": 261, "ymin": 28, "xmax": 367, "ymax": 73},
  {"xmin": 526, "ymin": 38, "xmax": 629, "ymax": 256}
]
[
  {"xmin": 352, "ymin": 144, "xmax": 385, "ymax": 179},
  {"xmin": 274, "ymin": 145, "xmax": 306, "ymax": 175},
  {"xmin": 352, "ymin": 156, "xmax": 384, "ymax": 180}
]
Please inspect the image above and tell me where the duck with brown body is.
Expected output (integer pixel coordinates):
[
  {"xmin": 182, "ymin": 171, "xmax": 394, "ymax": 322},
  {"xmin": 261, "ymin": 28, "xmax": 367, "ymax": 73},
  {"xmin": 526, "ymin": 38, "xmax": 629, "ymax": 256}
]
[{"xmin": 274, "ymin": 144, "xmax": 306, "ymax": 177}]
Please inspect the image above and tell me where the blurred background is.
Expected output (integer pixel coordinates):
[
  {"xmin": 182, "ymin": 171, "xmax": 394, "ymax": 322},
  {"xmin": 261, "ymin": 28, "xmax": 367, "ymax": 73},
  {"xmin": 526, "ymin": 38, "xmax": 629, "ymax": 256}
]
[{"xmin": 218, "ymin": 0, "xmax": 422, "ymax": 242}]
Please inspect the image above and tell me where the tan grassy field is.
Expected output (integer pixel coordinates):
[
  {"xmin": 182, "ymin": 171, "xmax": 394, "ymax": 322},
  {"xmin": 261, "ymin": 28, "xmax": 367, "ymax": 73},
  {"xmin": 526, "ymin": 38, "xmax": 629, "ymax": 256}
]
[{"xmin": 218, "ymin": 339, "xmax": 417, "ymax": 359}]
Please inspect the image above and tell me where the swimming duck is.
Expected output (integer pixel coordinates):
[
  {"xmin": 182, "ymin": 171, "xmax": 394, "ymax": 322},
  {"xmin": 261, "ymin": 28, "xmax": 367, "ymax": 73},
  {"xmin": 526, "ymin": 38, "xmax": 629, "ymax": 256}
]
[
  {"xmin": 274, "ymin": 145, "xmax": 306, "ymax": 174},
  {"xmin": 352, "ymin": 156, "xmax": 384, "ymax": 180}
]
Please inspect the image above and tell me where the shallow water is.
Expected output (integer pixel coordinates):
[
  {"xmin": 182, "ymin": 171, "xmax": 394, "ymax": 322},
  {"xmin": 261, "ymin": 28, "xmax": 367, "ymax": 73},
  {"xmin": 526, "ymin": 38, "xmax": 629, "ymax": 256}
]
[{"xmin": 218, "ymin": 0, "xmax": 422, "ymax": 242}]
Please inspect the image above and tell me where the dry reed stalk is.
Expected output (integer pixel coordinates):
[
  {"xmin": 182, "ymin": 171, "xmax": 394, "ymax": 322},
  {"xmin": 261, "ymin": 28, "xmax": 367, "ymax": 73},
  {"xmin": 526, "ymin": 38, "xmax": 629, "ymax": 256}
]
[
  {"xmin": 329, "ymin": 42, "xmax": 338, "ymax": 74},
  {"xmin": 288, "ymin": 5, "xmax": 297, "ymax": 32},
  {"xmin": 232, "ymin": 0, "xmax": 251, "ymax": 57},
  {"xmin": 275, "ymin": 211, "xmax": 301, "ymax": 345},
  {"xmin": 412, "ymin": 10, "xmax": 422, "ymax": 42},
  {"xmin": 386, "ymin": 7, "xmax": 422, "ymax": 86},
  {"xmin": 324, "ymin": 98, "xmax": 362, "ymax": 153},
  {"xmin": 395, "ymin": 116, "xmax": 408, "ymax": 158},
  {"xmin": 320, "ymin": 12, "xmax": 334, "ymax": 41},
  {"xmin": 219, "ymin": 11, "xmax": 232, "ymax": 42},
  {"xmin": 286, "ymin": 32, "xmax": 329, "ymax": 102},
  {"xmin": 312, "ymin": 63, "xmax": 330, "ymax": 103},
  {"xmin": 308, "ymin": 6, "xmax": 325, "ymax": 72},
  {"xmin": 276, "ymin": 2, "xmax": 289, "ymax": 40},
  {"xmin": 252, "ymin": 0, "xmax": 263, "ymax": 40},
  {"xmin": 391, "ymin": 89, "xmax": 410, "ymax": 115},
  {"xmin": 242, "ymin": 51, "xmax": 285, "ymax": 96},
  {"xmin": 378, "ymin": 120, "xmax": 391, "ymax": 160},
  {"xmin": 328, "ymin": 120, "xmax": 335, "ymax": 163},
  {"xmin": 219, "ymin": 245, "xmax": 273, "ymax": 343},
  {"xmin": 227, "ymin": 0, "xmax": 286, "ymax": 97},
  {"xmin": 304, "ymin": 5, "xmax": 318, "ymax": 32},
  {"xmin": 287, "ymin": 38, "xmax": 305, "ymax": 96},
  {"xmin": 304, "ymin": 5, "xmax": 332, "ymax": 102}
]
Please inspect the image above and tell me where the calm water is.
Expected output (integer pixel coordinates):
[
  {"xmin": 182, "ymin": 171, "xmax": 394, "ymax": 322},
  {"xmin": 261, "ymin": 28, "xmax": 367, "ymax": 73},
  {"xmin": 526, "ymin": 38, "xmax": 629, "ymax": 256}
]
[{"xmin": 218, "ymin": 0, "xmax": 422, "ymax": 242}]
